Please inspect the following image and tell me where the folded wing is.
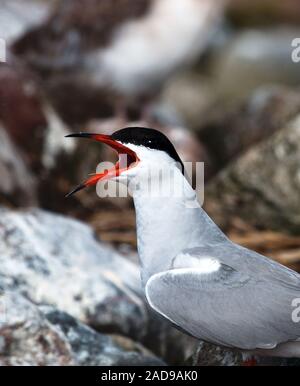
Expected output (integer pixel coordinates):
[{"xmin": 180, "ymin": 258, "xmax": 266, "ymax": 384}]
[{"xmin": 145, "ymin": 255, "xmax": 300, "ymax": 350}]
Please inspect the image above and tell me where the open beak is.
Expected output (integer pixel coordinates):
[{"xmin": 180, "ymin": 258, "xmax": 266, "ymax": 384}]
[{"xmin": 65, "ymin": 132, "xmax": 139, "ymax": 197}]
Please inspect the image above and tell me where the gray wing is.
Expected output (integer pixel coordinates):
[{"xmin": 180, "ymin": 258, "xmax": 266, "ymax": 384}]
[{"xmin": 145, "ymin": 247, "xmax": 300, "ymax": 350}]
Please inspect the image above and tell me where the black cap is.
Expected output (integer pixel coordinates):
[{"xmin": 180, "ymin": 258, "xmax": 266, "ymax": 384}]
[{"xmin": 112, "ymin": 127, "xmax": 184, "ymax": 172}]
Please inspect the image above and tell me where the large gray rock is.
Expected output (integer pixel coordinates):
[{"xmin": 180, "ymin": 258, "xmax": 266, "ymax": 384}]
[
  {"xmin": 0, "ymin": 291, "xmax": 75, "ymax": 366},
  {"xmin": 0, "ymin": 207, "xmax": 196, "ymax": 364},
  {"xmin": 0, "ymin": 208, "xmax": 146, "ymax": 338},
  {"xmin": 40, "ymin": 305, "xmax": 164, "ymax": 366},
  {"xmin": 205, "ymin": 112, "xmax": 300, "ymax": 232},
  {"xmin": 0, "ymin": 291, "xmax": 163, "ymax": 366}
]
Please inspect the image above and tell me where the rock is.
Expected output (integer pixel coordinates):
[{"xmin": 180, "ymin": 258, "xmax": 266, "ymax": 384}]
[
  {"xmin": 190, "ymin": 341, "xmax": 300, "ymax": 366},
  {"xmin": 0, "ymin": 207, "xmax": 195, "ymax": 364},
  {"xmin": 0, "ymin": 291, "xmax": 164, "ymax": 366},
  {"xmin": 199, "ymin": 86, "xmax": 300, "ymax": 169},
  {"xmin": 0, "ymin": 291, "xmax": 75, "ymax": 366},
  {"xmin": 212, "ymin": 28, "xmax": 300, "ymax": 101},
  {"xmin": 40, "ymin": 305, "xmax": 165, "ymax": 366},
  {"xmin": 0, "ymin": 207, "xmax": 145, "ymax": 337},
  {"xmin": 205, "ymin": 111, "xmax": 300, "ymax": 233},
  {"xmin": 189, "ymin": 342, "xmax": 243, "ymax": 366},
  {"xmin": 0, "ymin": 124, "xmax": 37, "ymax": 206}
]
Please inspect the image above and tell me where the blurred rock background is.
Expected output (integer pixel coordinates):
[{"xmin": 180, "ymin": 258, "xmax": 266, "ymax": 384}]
[{"xmin": 1, "ymin": 0, "xmax": 300, "ymax": 366}]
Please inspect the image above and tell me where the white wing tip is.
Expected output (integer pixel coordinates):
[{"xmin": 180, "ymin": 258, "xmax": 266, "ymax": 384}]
[{"xmin": 175, "ymin": 253, "xmax": 221, "ymax": 274}]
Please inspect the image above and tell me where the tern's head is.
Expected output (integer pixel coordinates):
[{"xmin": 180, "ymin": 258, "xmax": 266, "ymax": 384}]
[{"xmin": 65, "ymin": 127, "xmax": 185, "ymax": 197}]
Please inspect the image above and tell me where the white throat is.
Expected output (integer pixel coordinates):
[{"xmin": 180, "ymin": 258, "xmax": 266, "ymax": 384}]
[{"xmin": 131, "ymin": 166, "xmax": 226, "ymax": 286}]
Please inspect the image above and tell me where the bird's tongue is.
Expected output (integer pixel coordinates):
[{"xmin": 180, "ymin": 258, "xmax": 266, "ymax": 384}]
[{"xmin": 65, "ymin": 132, "xmax": 138, "ymax": 197}]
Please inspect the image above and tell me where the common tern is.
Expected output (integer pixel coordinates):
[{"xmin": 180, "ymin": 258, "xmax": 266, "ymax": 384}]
[{"xmin": 66, "ymin": 127, "xmax": 300, "ymax": 360}]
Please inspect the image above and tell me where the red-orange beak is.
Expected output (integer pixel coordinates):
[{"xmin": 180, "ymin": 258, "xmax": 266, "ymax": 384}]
[{"xmin": 65, "ymin": 132, "xmax": 139, "ymax": 197}]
